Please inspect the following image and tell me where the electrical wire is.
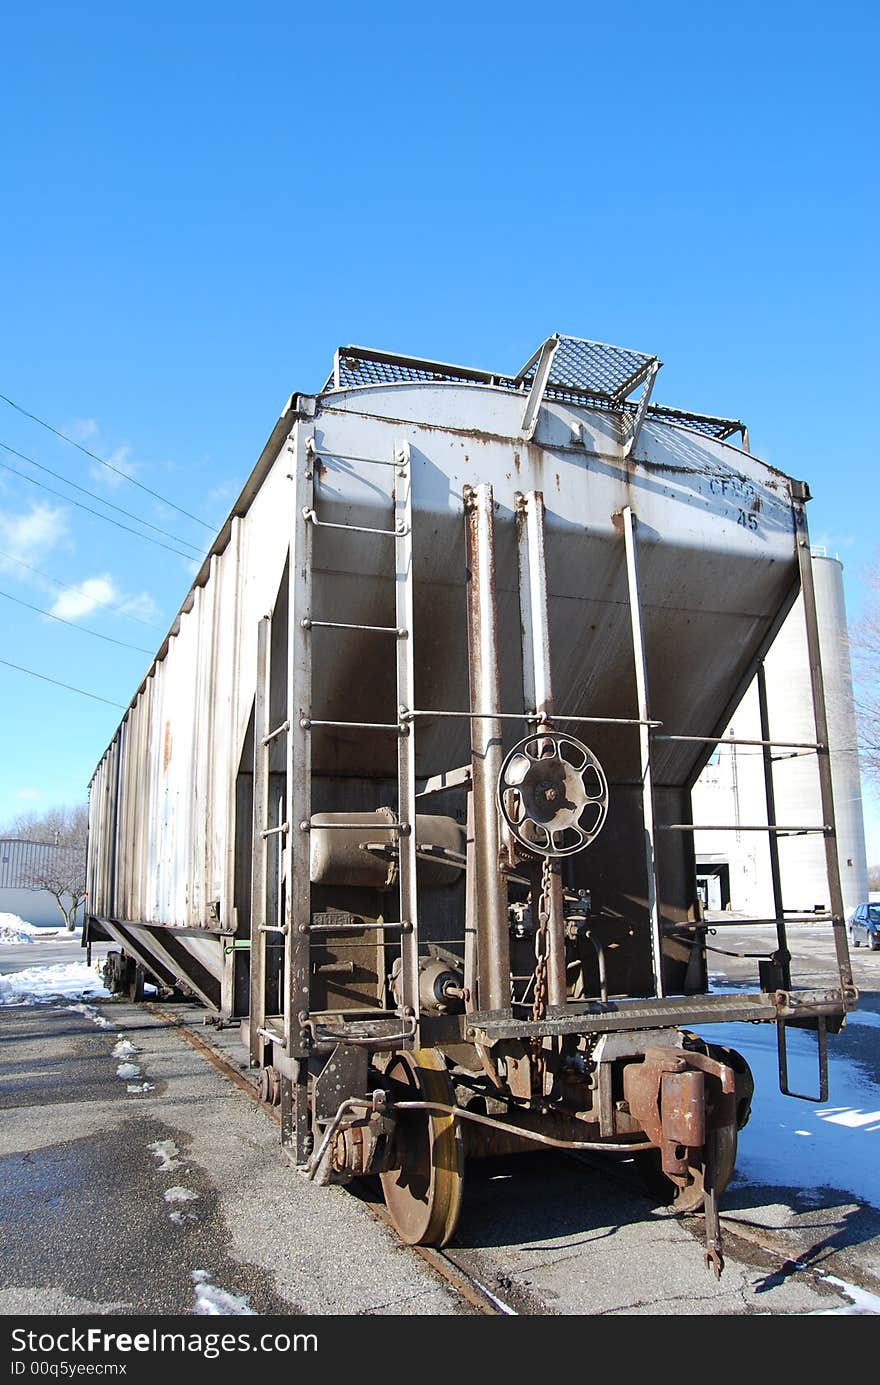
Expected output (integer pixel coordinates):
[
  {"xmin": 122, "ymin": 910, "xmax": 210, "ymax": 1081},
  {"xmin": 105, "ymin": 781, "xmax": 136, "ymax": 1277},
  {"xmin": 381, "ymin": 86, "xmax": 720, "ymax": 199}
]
[
  {"xmin": 0, "ymin": 391, "xmax": 215, "ymax": 531},
  {"xmin": 0, "ymin": 549, "xmax": 163, "ymax": 630},
  {"xmin": 0, "ymin": 455, "xmax": 204, "ymax": 561},
  {"xmin": 0, "ymin": 657, "xmax": 126, "ymax": 708},
  {"xmin": 0, "ymin": 588, "xmax": 153, "ymax": 654},
  {"xmin": 0, "ymin": 439, "xmax": 204, "ymax": 557}
]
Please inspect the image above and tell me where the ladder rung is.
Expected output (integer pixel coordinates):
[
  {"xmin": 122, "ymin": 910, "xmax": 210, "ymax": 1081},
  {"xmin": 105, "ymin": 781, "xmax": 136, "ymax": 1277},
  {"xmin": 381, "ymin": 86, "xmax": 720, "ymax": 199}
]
[
  {"xmin": 687, "ymin": 915, "xmax": 834, "ymax": 928},
  {"xmin": 657, "ymin": 733, "xmax": 823, "ymax": 751},
  {"xmin": 258, "ymin": 924, "xmax": 288, "ymax": 934},
  {"xmin": 300, "ymin": 718, "xmax": 404, "ymax": 733},
  {"xmin": 301, "ymin": 820, "xmax": 410, "ymax": 834},
  {"xmin": 304, "ymin": 920, "xmax": 412, "ymax": 934},
  {"xmin": 259, "ymin": 821, "xmax": 289, "ymax": 838},
  {"xmin": 307, "ymin": 445, "xmax": 405, "ymax": 470},
  {"xmin": 262, "ymin": 720, "xmax": 290, "ymax": 745},
  {"xmin": 302, "ymin": 508, "xmax": 406, "ymax": 538},
  {"xmin": 663, "ymin": 824, "xmax": 830, "ymax": 834},
  {"xmin": 302, "ymin": 619, "xmax": 404, "ymax": 636}
]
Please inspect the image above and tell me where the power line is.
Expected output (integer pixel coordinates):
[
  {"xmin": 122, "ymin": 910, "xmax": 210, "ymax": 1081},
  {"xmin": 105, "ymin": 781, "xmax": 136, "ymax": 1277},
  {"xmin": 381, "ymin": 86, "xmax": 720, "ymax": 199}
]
[
  {"xmin": 0, "ymin": 588, "xmax": 153, "ymax": 654},
  {"xmin": 0, "ymin": 549, "xmax": 164, "ymax": 631},
  {"xmin": 0, "ymin": 439, "xmax": 204, "ymax": 557},
  {"xmin": 0, "ymin": 391, "xmax": 215, "ymax": 531},
  {"xmin": 0, "ymin": 455, "xmax": 205, "ymax": 561},
  {"xmin": 0, "ymin": 657, "xmax": 126, "ymax": 708}
]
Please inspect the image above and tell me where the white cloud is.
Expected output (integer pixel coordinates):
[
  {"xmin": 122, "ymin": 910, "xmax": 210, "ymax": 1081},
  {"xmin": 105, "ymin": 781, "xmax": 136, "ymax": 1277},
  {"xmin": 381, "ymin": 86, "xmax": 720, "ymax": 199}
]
[
  {"xmin": 45, "ymin": 574, "xmax": 161, "ymax": 628},
  {"xmin": 90, "ymin": 444, "xmax": 139, "ymax": 490},
  {"xmin": 50, "ymin": 575, "xmax": 117, "ymax": 620},
  {"xmin": 69, "ymin": 418, "xmax": 100, "ymax": 442},
  {"xmin": 15, "ymin": 788, "xmax": 42, "ymax": 802},
  {"xmin": 812, "ymin": 531, "xmax": 856, "ymax": 558},
  {"xmin": 0, "ymin": 503, "xmax": 69, "ymax": 569},
  {"xmin": 116, "ymin": 590, "xmax": 161, "ymax": 623}
]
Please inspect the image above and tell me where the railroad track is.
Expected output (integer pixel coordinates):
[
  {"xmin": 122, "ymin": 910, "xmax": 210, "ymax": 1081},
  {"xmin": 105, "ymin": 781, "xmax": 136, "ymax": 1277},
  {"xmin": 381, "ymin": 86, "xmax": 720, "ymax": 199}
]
[
  {"xmin": 145, "ymin": 1003, "xmax": 517, "ymax": 1317},
  {"xmin": 143, "ymin": 1002, "xmax": 879, "ymax": 1316}
]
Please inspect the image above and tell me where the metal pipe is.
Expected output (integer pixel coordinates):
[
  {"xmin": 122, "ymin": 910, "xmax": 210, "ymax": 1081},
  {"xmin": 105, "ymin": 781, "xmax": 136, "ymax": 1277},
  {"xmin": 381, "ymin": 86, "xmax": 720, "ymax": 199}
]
[
  {"xmin": 306, "ymin": 1099, "xmax": 372, "ymax": 1179},
  {"xmin": 464, "ymin": 483, "xmax": 511, "ymax": 1013},
  {"xmin": 302, "ymin": 509, "xmax": 404, "ymax": 538},
  {"xmin": 307, "ymin": 448, "xmax": 408, "ymax": 469},
  {"xmin": 679, "ymin": 915, "xmax": 832, "ymax": 928},
  {"xmin": 248, "ymin": 615, "xmax": 271, "ymax": 1069},
  {"xmin": 662, "ymin": 824, "xmax": 828, "ymax": 834},
  {"xmin": 621, "ymin": 506, "xmax": 665, "ymax": 998},
  {"xmin": 302, "ymin": 620, "xmax": 401, "ymax": 634},
  {"xmin": 395, "ymin": 440, "xmax": 420, "ymax": 1025},
  {"xmin": 758, "ymin": 662, "xmax": 791, "ymax": 988},
  {"xmin": 259, "ymin": 822, "xmax": 289, "ymax": 839},
  {"xmin": 657, "ymin": 732, "xmax": 822, "ymax": 750},
  {"xmin": 408, "ymin": 709, "xmax": 660, "ymax": 726},
  {"xmin": 285, "ymin": 423, "xmax": 315, "ymax": 1164},
  {"xmin": 393, "ymin": 1102, "xmax": 656, "ymax": 1154},
  {"xmin": 516, "ymin": 490, "xmax": 566, "ymax": 1006},
  {"xmin": 582, "ymin": 930, "xmax": 608, "ymax": 1003}
]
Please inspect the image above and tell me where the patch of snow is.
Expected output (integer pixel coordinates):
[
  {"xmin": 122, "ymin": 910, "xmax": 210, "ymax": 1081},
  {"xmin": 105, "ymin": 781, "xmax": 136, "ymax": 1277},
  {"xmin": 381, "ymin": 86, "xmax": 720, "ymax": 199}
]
[
  {"xmin": 0, "ymin": 914, "xmax": 69, "ymax": 943},
  {"xmin": 0, "ymin": 962, "xmax": 111, "ymax": 1006},
  {"xmin": 148, "ymin": 1140, "xmax": 181, "ymax": 1172},
  {"xmin": 126, "ymin": 1082, "xmax": 154, "ymax": 1094},
  {"xmin": 168, "ymin": 1209, "xmax": 198, "ymax": 1226},
  {"xmin": 67, "ymin": 1002, "xmax": 112, "ymax": 1028},
  {"xmin": 191, "ymin": 1270, "xmax": 255, "ymax": 1316},
  {"xmin": 812, "ymin": 1274, "xmax": 880, "ymax": 1314},
  {"xmin": 112, "ymin": 1038, "xmax": 137, "ymax": 1059},
  {"xmin": 163, "ymin": 1186, "xmax": 199, "ymax": 1204},
  {"xmin": 0, "ymin": 914, "xmax": 38, "ymax": 944},
  {"xmin": 116, "ymin": 1062, "xmax": 141, "ymax": 1080}
]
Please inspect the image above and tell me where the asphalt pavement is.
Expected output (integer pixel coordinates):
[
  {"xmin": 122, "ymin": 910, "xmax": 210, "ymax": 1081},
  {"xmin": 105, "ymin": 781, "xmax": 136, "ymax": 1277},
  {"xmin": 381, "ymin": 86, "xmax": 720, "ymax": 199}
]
[{"xmin": 1, "ymin": 929, "xmax": 878, "ymax": 1315}]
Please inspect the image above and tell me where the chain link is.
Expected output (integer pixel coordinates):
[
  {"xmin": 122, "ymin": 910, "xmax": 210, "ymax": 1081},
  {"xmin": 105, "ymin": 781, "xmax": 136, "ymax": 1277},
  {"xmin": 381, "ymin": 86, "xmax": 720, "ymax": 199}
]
[{"xmin": 531, "ymin": 856, "xmax": 554, "ymax": 1090}]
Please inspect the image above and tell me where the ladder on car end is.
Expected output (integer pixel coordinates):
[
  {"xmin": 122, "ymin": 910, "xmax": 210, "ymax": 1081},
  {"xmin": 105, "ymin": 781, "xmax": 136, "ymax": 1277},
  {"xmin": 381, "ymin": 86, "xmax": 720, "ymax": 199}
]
[{"xmin": 248, "ymin": 426, "xmax": 419, "ymax": 1163}]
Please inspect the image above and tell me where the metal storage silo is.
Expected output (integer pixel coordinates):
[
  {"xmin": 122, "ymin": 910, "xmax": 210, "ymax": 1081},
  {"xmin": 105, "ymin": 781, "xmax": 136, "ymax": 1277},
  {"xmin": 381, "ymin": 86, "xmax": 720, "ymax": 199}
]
[
  {"xmin": 764, "ymin": 554, "xmax": 868, "ymax": 915},
  {"xmin": 692, "ymin": 554, "xmax": 868, "ymax": 919}
]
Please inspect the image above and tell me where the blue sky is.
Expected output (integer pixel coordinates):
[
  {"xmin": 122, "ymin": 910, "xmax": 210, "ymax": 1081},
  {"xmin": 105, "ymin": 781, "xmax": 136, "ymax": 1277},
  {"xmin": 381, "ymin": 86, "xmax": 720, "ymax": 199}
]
[{"xmin": 1, "ymin": 2, "xmax": 878, "ymax": 859}]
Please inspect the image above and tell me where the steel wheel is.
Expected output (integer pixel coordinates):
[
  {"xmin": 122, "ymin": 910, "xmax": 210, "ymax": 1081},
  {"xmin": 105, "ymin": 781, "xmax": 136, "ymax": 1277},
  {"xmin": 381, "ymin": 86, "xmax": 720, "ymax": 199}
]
[{"xmin": 379, "ymin": 1048, "xmax": 464, "ymax": 1247}]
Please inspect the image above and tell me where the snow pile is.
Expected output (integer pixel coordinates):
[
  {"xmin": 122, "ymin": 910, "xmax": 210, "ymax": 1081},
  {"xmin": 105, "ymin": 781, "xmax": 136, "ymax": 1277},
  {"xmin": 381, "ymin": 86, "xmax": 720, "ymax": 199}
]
[
  {"xmin": 116, "ymin": 1062, "xmax": 142, "ymax": 1080},
  {"xmin": 0, "ymin": 913, "xmax": 54, "ymax": 944},
  {"xmin": 191, "ymin": 1270, "xmax": 255, "ymax": 1316},
  {"xmin": 0, "ymin": 961, "xmax": 111, "ymax": 1006},
  {"xmin": 164, "ymin": 1186, "xmax": 199, "ymax": 1204}
]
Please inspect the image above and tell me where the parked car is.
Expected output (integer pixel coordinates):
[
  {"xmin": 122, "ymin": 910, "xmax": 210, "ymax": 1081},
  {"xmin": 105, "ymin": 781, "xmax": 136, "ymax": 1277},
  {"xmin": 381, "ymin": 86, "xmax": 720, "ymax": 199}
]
[{"xmin": 849, "ymin": 902, "xmax": 880, "ymax": 950}]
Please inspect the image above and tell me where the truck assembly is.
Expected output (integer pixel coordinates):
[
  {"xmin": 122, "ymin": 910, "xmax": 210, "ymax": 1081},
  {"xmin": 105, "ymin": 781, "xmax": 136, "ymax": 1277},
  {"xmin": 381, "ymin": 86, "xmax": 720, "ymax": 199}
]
[{"xmin": 85, "ymin": 332, "xmax": 857, "ymax": 1274}]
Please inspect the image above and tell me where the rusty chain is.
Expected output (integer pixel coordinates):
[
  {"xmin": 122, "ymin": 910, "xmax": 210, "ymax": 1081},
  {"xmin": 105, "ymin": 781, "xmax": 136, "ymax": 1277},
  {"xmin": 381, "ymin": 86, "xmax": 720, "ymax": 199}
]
[{"xmin": 531, "ymin": 855, "xmax": 554, "ymax": 1090}]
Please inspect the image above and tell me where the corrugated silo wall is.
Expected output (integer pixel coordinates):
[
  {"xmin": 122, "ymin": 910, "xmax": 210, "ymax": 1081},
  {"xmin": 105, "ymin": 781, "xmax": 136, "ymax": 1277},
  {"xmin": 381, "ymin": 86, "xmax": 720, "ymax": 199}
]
[
  {"xmin": 693, "ymin": 555, "xmax": 868, "ymax": 915},
  {"xmin": 768, "ymin": 555, "xmax": 868, "ymax": 914}
]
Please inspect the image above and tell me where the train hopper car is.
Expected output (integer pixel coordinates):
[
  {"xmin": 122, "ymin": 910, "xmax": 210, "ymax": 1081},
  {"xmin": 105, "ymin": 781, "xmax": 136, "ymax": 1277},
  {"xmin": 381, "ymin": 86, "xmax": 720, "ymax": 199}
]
[{"xmin": 85, "ymin": 333, "xmax": 857, "ymax": 1273}]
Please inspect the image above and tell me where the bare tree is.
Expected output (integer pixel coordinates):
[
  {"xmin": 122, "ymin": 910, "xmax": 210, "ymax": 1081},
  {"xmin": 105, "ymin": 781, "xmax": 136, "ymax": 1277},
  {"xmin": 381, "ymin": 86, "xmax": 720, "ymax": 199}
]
[{"xmin": 4, "ymin": 804, "xmax": 89, "ymax": 931}]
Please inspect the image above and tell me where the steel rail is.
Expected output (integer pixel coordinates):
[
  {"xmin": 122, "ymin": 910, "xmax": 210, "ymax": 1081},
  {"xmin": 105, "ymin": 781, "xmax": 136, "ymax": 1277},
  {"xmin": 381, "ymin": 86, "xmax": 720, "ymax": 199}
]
[{"xmin": 142, "ymin": 1003, "xmax": 510, "ymax": 1317}]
